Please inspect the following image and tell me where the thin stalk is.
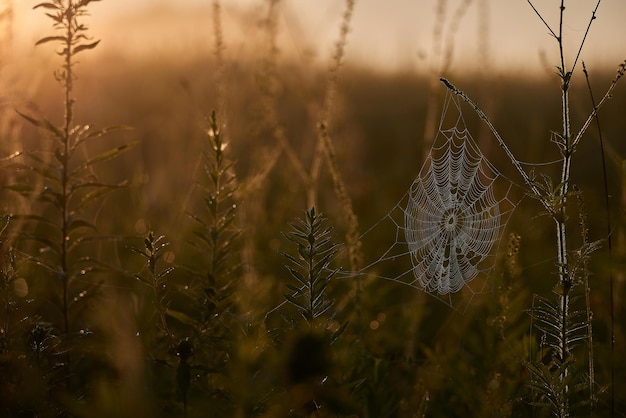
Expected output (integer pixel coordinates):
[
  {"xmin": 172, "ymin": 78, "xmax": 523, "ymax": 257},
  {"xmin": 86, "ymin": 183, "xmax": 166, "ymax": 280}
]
[
  {"xmin": 556, "ymin": 84, "xmax": 571, "ymax": 418},
  {"xmin": 259, "ymin": 0, "xmax": 309, "ymax": 188},
  {"xmin": 209, "ymin": 115, "xmax": 221, "ymax": 279},
  {"xmin": 212, "ymin": 0, "xmax": 225, "ymax": 113},
  {"xmin": 422, "ymin": 0, "xmax": 448, "ymax": 160},
  {"xmin": 309, "ymin": 0, "xmax": 354, "ymax": 207},
  {"xmin": 318, "ymin": 123, "xmax": 362, "ymax": 274},
  {"xmin": 61, "ymin": 0, "xmax": 77, "ymax": 387},
  {"xmin": 526, "ymin": 0, "xmax": 558, "ymax": 40},
  {"xmin": 570, "ymin": 1, "xmax": 602, "ymax": 74},
  {"xmin": 306, "ymin": 239, "xmax": 315, "ymax": 329},
  {"xmin": 554, "ymin": 3, "xmax": 572, "ymax": 414},
  {"xmin": 572, "ymin": 60, "xmax": 626, "ymax": 149},
  {"xmin": 582, "ymin": 61, "xmax": 609, "ymax": 417}
]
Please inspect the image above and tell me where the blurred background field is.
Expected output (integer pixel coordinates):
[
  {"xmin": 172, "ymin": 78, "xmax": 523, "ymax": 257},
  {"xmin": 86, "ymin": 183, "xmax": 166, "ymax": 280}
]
[{"xmin": 1, "ymin": 0, "xmax": 625, "ymax": 416}]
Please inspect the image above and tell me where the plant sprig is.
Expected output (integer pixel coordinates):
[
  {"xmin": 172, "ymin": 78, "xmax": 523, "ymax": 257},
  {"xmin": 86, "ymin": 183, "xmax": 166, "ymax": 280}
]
[
  {"xmin": 4, "ymin": 0, "xmax": 133, "ymax": 403},
  {"xmin": 281, "ymin": 207, "xmax": 342, "ymax": 329}
]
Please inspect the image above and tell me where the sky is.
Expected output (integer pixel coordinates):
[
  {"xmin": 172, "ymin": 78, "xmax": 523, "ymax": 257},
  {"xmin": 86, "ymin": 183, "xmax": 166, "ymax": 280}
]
[{"xmin": 8, "ymin": 0, "xmax": 626, "ymax": 74}]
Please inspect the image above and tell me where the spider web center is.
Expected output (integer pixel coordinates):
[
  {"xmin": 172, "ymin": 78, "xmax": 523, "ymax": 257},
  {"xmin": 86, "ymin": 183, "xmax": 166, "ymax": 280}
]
[{"xmin": 441, "ymin": 208, "xmax": 463, "ymax": 234}]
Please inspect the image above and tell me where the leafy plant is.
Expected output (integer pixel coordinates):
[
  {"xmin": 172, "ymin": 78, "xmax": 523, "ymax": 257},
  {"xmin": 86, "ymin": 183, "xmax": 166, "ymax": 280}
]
[
  {"xmin": 274, "ymin": 207, "xmax": 361, "ymax": 416},
  {"xmin": 180, "ymin": 109, "xmax": 241, "ymax": 416},
  {"xmin": 281, "ymin": 207, "xmax": 342, "ymax": 328},
  {"xmin": 184, "ymin": 110, "xmax": 240, "ymax": 330},
  {"xmin": 131, "ymin": 231, "xmax": 194, "ymax": 415},
  {"xmin": 4, "ymin": 0, "xmax": 133, "ymax": 409},
  {"xmin": 132, "ymin": 231, "xmax": 176, "ymax": 348},
  {"xmin": 0, "ymin": 0, "xmax": 625, "ymax": 416}
]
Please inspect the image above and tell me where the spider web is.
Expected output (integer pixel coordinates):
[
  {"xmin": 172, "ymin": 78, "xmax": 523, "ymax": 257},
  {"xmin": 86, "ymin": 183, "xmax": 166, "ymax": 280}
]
[{"xmin": 340, "ymin": 91, "xmax": 523, "ymax": 311}]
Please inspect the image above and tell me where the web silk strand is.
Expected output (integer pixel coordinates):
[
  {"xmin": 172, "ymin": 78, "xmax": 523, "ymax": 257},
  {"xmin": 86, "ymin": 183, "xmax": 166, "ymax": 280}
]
[{"xmin": 336, "ymin": 91, "xmax": 522, "ymax": 310}]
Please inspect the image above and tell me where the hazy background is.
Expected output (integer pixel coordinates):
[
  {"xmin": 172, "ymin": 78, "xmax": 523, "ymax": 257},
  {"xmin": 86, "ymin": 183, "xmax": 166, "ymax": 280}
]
[
  {"xmin": 10, "ymin": 0, "xmax": 626, "ymax": 74},
  {"xmin": 1, "ymin": 1, "xmax": 625, "ymax": 415}
]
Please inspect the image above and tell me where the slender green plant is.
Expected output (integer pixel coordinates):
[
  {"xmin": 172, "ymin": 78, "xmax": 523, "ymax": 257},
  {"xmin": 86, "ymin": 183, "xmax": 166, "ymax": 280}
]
[
  {"xmin": 2, "ymin": 0, "xmax": 625, "ymax": 415},
  {"xmin": 131, "ymin": 231, "xmax": 194, "ymax": 415},
  {"xmin": 422, "ymin": 0, "xmax": 473, "ymax": 161},
  {"xmin": 181, "ymin": 109, "xmax": 241, "ymax": 416},
  {"xmin": 281, "ymin": 207, "xmax": 341, "ymax": 328},
  {"xmin": 5, "ymin": 0, "xmax": 133, "ymax": 405},
  {"xmin": 132, "ymin": 90, "xmax": 241, "ymax": 418},
  {"xmin": 132, "ymin": 231, "xmax": 176, "ymax": 348},
  {"xmin": 136, "ymin": 108, "xmax": 241, "ymax": 416},
  {"xmin": 314, "ymin": 0, "xmax": 363, "ymax": 278},
  {"xmin": 277, "ymin": 207, "xmax": 358, "ymax": 416},
  {"xmin": 185, "ymin": 110, "xmax": 240, "ymax": 326}
]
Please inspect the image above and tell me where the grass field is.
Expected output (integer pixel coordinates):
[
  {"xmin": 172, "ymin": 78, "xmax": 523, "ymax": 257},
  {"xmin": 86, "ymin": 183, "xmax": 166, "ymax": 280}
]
[{"xmin": 1, "ymin": 1, "xmax": 625, "ymax": 417}]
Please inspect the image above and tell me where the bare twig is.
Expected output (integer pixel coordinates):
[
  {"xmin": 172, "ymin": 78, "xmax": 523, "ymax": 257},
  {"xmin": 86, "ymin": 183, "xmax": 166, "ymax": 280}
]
[
  {"xmin": 572, "ymin": 60, "xmax": 626, "ymax": 149},
  {"xmin": 526, "ymin": 0, "xmax": 558, "ymax": 40},
  {"xmin": 571, "ymin": 0, "xmax": 602, "ymax": 74}
]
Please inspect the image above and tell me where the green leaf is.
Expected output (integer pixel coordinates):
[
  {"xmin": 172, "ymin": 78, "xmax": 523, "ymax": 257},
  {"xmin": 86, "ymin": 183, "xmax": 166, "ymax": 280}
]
[
  {"xmin": 44, "ymin": 12, "xmax": 63, "ymax": 24},
  {"xmin": 73, "ymin": 40, "xmax": 101, "ymax": 54},
  {"xmin": 41, "ymin": 187, "xmax": 64, "ymax": 207},
  {"xmin": 190, "ymin": 229, "xmax": 212, "ymax": 248},
  {"xmin": 16, "ymin": 110, "xmax": 63, "ymax": 138},
  {"xmin": 21, "ymin": 234, "xmax": 61, "ymax": 255},
  {"xmin": 313, "ymin": 299, "xmax": 333, "ymax": 318},
  {"xmin": 54, "ymin": 147, "xmax": 64, "ymax": 163},
  {"xmin": 0, "ymin": 151, "xmax": 22, "ymax": 162},
  {"xmin": 129, "ymin": 248, "xmax": 149, "ymax": 259},
  {"xmin": 72, "ymin": 142, "xmax": 136, "ymax": 174},
  {"xmin": 69, "ymin": 181, "xmax": 124, "ymax": 195},
  {"xmin": 74, "ymin": 181, "xmax": 128, "ymax": 211},
  {"xmin": 10, "ymin": 213, "xmax": 61, "ymax": 231},
  {"xmin": 330, "ymin": 321, "xmax": 348, "ymax": 345},
  {"xmin": 21, "ymin": 150, "xmax": 53, "ymax": 165},
  {"xmin": 286, "ymin": 266, "xmax": 307, "ymax": 286},
  {"xmin": 156, "ymin": 269, "xmax": 175, "ymax": 283},
  {"xmin": 76, "ymin": 0, "xmax": 102, "ymax": 7},
  {"xmin": 279, "ymin": 248, "xmax": 300, "ymax": 263},
  {"xmin": 166, "ymin": 309, "xmax": 196, "ymax": 326},
  {"xmin": 67, "ymin": 218, "xmax": 97, "ymax": 235},
  {"xmin": 284, "ymin": 293, "xmax": 306, "ymax": 311},
  {"xmin": 285, "ymin": 283, "xmax": 303, "ymax": 295},
  {"xmin": 3, "ymin": 183, "xmax": 37, "ymax": 196},
  {"xmin": 9, "ymin": 162, "xmax": 60, "ymax": 183},
  {"xmin": 35, "ymin": 36, "xmax": 66, "ymax": 46},
  {"xmin": 66, "ymin": 234, "xmax": 116, "ymax": 254},
  {"xmin": 73, "ymin": 125, "xmax": 133, "ymax": 150},
  {"xmin": 34, "ymin": 2, "xmax": 60, "ymax": 10}
]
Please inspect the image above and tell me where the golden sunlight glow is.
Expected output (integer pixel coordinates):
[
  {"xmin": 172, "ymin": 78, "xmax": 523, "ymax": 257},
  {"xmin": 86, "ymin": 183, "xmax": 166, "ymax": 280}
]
[{"xmin": 8, "ymin": 0, "xmax": 626, "ymax": 73}]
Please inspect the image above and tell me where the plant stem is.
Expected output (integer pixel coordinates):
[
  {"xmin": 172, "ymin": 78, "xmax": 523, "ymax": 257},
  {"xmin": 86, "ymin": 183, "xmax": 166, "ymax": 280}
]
[
  {"xmin": 209, "ymin": 113, "xmax": 221, "ymax": 279},
  {"xmin": 556, "ymin": 3, "xmax": 572, "ymax": 414},
  {"xmin": 61, "ymin": 0, "xmax": 77, "ymax": 387},
  {"xmin": 309, "ymin": 0, "xmax": 354, "ymax": 207}
]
